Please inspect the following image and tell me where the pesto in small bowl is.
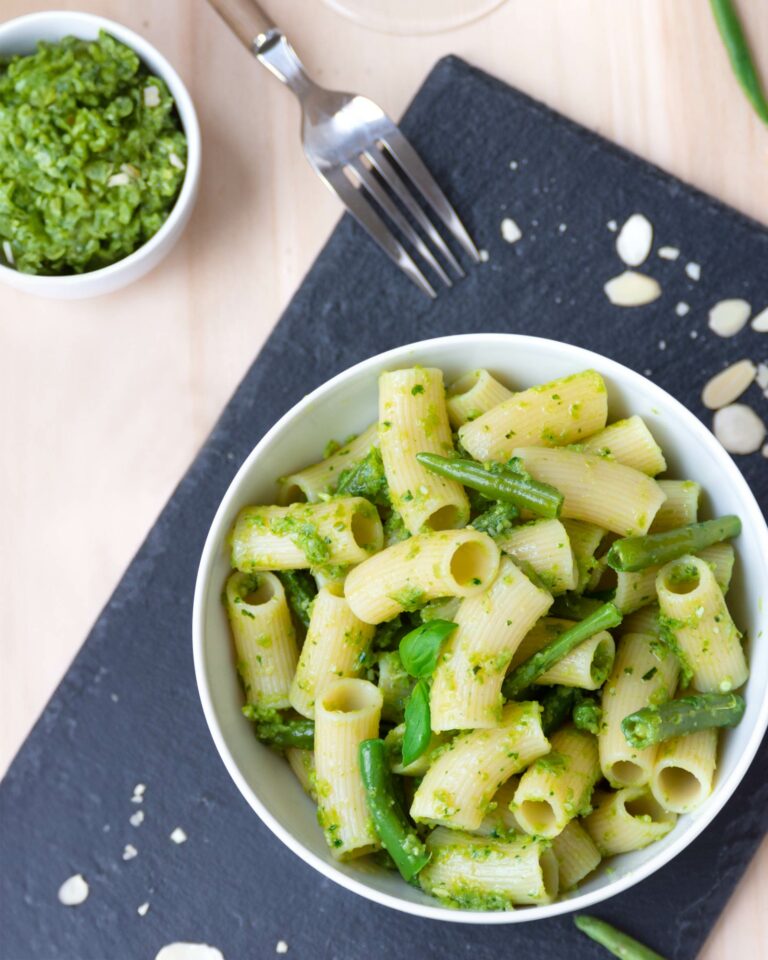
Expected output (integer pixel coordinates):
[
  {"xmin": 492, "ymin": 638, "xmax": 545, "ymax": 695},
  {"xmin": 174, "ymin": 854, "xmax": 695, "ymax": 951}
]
[{"xmin": 0, "ymin": 30, "xmax": 187, "ymax": 275}]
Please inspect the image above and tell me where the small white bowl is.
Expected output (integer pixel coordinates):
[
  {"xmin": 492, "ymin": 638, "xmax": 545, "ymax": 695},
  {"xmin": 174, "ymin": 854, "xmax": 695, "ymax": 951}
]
[
  {"xmin": 0, "ymin": 12, "xmax": 200, "ymax": 299},
  {"xmin": 193, "ymin": 334, "xmax": 768, "ymax": 923}
]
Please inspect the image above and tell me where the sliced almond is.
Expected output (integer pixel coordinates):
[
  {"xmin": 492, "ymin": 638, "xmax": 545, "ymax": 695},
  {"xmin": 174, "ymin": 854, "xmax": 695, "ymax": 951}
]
[
  {"xmin": 58, "ymin": 874, "xmax": 89, "ymax": 906},
  {"xmin": 713, "ymin": 403, "xmax": 766, "ymax": 455},
  {"xmin": 107, "ymin": 173, "xmax": 131, "ymax": 187},
  {"xmin": 155, "ymin": 944, "xmax": 225, "ymax": 960},
  {"xmin": 701, "ymin": 360, "xmax": 757, "ymax": 409},
  {"xmin": 685, "ymin": 262, "xmax": 701, "ymax": 281},
  {"xmin": 751, "ymin": 305, "xmax": 768, "ymax": 332},
  {"xmin": 616, "ymin": 214, "xmax": 653, "ymax": 267},
  {"xmin": 756, "ymin": 363, "xmax": 768, "ymax": 392},
  {"xmin": 143, "ymin": 85, "xmax": 161, "ymax": 108},
  {"xmin": 708, "ymin": 299, "xmax": 751, "ymax": 337},
  {"xmin": 604, "ymin": 271, "xmax": 661, "ymax": 307},
  {"xmin": 658, "ymin": 246, "xmax": 680, "ymax": 260},
  {"xmin": 500, "ymin": 218, "xmax": 522, "ymax": 244},
  {"xmin": 2, "ymin": 240, "xmax": 14, "ymax": 266},
  {"xmin": 169, "ymin": 152, "xmax": 185, "ymax": 171}
]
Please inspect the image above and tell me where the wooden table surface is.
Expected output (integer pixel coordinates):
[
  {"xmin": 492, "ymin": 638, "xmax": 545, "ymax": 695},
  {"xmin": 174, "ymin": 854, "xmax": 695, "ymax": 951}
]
[{"xmin": 1, "ymin": 0, "xmax": 766, "ymax": 955}]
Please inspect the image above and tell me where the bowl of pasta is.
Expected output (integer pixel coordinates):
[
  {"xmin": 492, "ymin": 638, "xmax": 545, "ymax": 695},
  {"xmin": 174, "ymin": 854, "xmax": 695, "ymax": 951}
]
[{"xmin": 193, "ymin": 334, "xmax": 768, "ymax": 922}]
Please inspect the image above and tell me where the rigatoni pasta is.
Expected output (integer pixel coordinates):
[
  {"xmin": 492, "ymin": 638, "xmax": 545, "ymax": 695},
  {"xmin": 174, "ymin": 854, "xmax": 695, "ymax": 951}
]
[{"xmin": 222, "ymin": 361, "xmax": 749, "ymax": 912}]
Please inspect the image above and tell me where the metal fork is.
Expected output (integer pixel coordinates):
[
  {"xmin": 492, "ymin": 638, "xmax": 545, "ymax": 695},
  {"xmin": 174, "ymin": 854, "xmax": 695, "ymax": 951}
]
[{"xmin": 208, "ymin": 0, "xmax": 479, "ymax": 297}]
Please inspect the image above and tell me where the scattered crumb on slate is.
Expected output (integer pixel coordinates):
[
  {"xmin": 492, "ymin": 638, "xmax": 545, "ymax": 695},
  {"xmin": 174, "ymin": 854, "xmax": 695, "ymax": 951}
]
[
  {"xmin": 58, "ymin": 874, "xmax": 89, "ymax": 907},
  {"xmin": 138, "ymin": 902, "xmax": 150, "ymax": 917},
  {"xmin": 659, "ymin": 340, "xmax": 667, "ymax": 350},
  {"xmin": 658, "ymin": 246, "xmax": 680, "ymax": 260},
  {"xmin": 122, "ymin": 844, "xmax": 138, "ymax": 861},
  {"xmin": 130, "ymin": 811, "xmax": 145, "ymax": 828},
  {"xmin": 170, "ymin": 827, "xmax": 188, "ymax": 844},
  {"xmin": 606, "ymin": 220, "xmax": 617, "ymax": 232},
  {"xmin": 509, "ymin": 160, "xmax": 518, "ymax": 170},
  {"xmin": 690, "ymin": 330, "xmax": 699, "ymax": 339},
  {"xmin": 500, "ymin": 218, "xmax": 522, "ymax": 244},
  {"xmin": 685, "ymin": 261, "xmax": 701, "ymax": 281},
  {"xmin": 558, "ymin": 223, "xmax": 567, "ymax": 234},
  {"xmin": 276, "ymin": 942, "xmax": 288, "ymax": 955},
  {"xmin": 478, "ymin": 249, "xmax": 489, "ymax": 262},
  {"xmin": 111, "ymin": 693, "xmax": 119, "ymax": 702},
  {"xmin": 675, "ymin": 302, "xmax": 690, "ymax": 317},
  {"xmin": 131, "ymin": 784, "xmax": 146, "ymax": 804}
]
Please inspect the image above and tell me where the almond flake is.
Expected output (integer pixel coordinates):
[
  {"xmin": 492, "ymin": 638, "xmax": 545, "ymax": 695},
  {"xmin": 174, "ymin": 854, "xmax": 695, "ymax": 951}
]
[
  {"xmin": 129, "ymin": 810, "xmax": 144, "ymax": 827},
  {"xmin": 675, "ymin": 302, "xmax": 690, "ymax": 317},
  {"xmin": 713, "ymin": 404, "xmax": 766, "ymax": 455},
  {"xmin": 122, "ymin": 844, "xmax": 138, "ymax": 861},
  {"xmin": 107, "ymin": 173, "xmax": 131, "ymax": 187},
  {"xmin": 763, "ymin": 444, "xmax": 768, "ymax": 458},
  {"xmin": 685, "ymin": 261, "xmax": 701, "ymax": 281},
  {"xmin": 616, "ymin": 213, "xmax": 653, "ymax": 267},
  {"xmin": 751, "ymin": 306, "xmax": 768, "ymax": 332},
  {"xmin": 604, "ymin": 271, "xmax": 661, "ymax": 307},
  {"xmin": 138, "ymin": 902, "xmax": 150, "ymax": 917},
  {"xmin": 2, "ymin": 240, "xmax": 14, "ymax": 266},
  {"xmin": 131, "ymin": 783, "xmax": 146, "ymax": 803},
  {"xmin": 155, "ymin": 946, "xmax": 225, "ymax": 960},
  {"xmin": 170, "ymin": 827, "xmax": 187, "ymax": 844},
  {"xmin": 276, "ymin": 943, "xmax": 288, "ymax": 955},
  {"xmin": 143, "ymin": 85, "xmax": 161, "ymax": 108},
  {"xmin": 658, "ymin": 246, "xmax": 680, "ymax": 260},
  {"xmin": 169, "ymin": 152, "xmax": 185, "ymax": 171},
  {"xmin": 756, "ymin": 363, "xmax": 768, "ymax": 391},
  {"xmin": 58, "ymin": 874, "xmax": 89, "ymax": 906},
  {"xmin": 708, "ymin": 299, "xmax": 751, "ymax": 338},
  {"xmin": 702, "ymin": 360, "xmax": 757, "ymax": 409},
  {"xmin": 500, "ymin": 218, "xmax": 522, "ymax": 244}
]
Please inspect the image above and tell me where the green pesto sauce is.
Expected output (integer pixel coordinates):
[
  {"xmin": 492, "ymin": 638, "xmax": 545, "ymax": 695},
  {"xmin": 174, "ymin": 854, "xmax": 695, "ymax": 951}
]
[{"xmin": 0, "ymin": 31, "xmax": 187, "ymax": 274}]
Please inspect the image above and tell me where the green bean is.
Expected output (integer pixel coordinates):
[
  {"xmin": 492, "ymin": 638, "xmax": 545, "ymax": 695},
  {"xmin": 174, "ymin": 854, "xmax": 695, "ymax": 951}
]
[
  {"xmin": 503, "ymin": 603, "xmax": 622, "ymax": 699},
  {"xmin": 710, "ymin": 0, "xmax": 768, "ymax": 126},
  {"xmin": 538, "ymin": 686, "xmax": 577, "ymax": 735},
  {"xmin": 574, "ymin": 915, "xmax": 667, "ymax": 960},
  {"xmin": 416, "ymin": 453, "xmax": 563, "ymax": 518},
  {"xmin": 606, "ymin": 516, "xmax": 741, "ymax": 572},
  {"xmin": 550, "ymin": 592, "xmax": 604, "ymax": 620},
  {"xmin": 359, "ymin": 739, "xmax": 431, "ymax": 882},
  {"xmin": 621, "ymin": 692, "xmax": 745, "ymax": 749},
  {"xmin": 242, "ymin": 705, "xmax": 314, "ymax": 749},
  {"xmin": 276, "ymin": 570, "xmax": 317, "ymax": 627}
]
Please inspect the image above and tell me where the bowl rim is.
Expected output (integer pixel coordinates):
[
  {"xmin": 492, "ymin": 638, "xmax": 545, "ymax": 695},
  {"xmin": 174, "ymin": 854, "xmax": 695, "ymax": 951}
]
[
  {"xmin": 0, "ymin": 10, "xmax": 201, "ymax": 286},
  {"xmin": 192, "ymin": 332, "xmax": 768, "ymax": 923}
]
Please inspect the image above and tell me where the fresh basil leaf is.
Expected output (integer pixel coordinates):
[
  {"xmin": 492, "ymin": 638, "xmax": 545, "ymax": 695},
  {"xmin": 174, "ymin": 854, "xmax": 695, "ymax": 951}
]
[
  {"xmin": 402, "ymin": 679, "xmax": 432, "ymax": 766},
  {"xmin": 399, "ymin": 619, "xmax": 457, "ymax": 678}
]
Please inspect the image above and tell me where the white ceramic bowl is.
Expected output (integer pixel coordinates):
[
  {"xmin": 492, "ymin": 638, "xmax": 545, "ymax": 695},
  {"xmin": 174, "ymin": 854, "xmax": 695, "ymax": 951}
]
[
  {"xmin": 193, "ymin": 334, "xmax": 768, "ymax": 923},
  {"xmin": 0, "ymin": 12, "xmax": 200, "ymax": 299}
]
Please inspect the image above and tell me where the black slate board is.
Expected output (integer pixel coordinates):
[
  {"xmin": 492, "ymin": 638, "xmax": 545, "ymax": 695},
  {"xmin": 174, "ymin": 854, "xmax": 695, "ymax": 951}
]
[{"xmin": 2, "ymin": 57, "xmax": 767, "ymax": 960}]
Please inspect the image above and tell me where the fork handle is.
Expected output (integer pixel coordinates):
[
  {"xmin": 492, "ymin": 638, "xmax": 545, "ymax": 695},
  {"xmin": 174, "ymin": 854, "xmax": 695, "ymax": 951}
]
[{"xmin": 207, "ymin": 0, "xmax": 276, "ymax": 53}]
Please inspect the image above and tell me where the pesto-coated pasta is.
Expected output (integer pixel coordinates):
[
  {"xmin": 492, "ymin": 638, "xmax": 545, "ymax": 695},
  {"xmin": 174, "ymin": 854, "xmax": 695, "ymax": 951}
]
[
  {"xmin": 510, "ymin": 618, "xmax": 615, "ymax": 690},
  {"xmin": 581, "ymin": 416, "xmax": 666, "ymax": 476},
  {"xmin": 562, "ymin": 519, "xmax": 606, "ymax": 593},
  {"xmin": 599, "ymin": 633, "xmax": 679, "ymax": 788},
  {"xmin": 584, "ymin": 787, "xmax": 677, "ymax": 855},
  {"xmin": 279, "ymin": 423, "xmax": 379, "ymax": 503},
  {"xmin": 430, "ymin": 557, "xmax": 552, "ymax": 730},
  {"xmin": 650, "ymin": 728, "xmax": 718, "ymax": 814},
  {"xmin": 473, "ymin": 778, "xmax": 521, "ymax": 837},
  {"xmin": 459, "ymin": 369, "xmax": 608, "ymax": 462},
  {"xmin": 649, "ymin": 480, "xmax": 701, "ymax": 532},
  {"xmin": 410, "ymin": 701, "xmax": 550, "ymax": 830},
  {"xmin": 225, "ymin": 571, "xmax": 298, "ymax": 709},
  {"xmin": 513, "ymin": 726, "xmax": 600, "ymax": 838},
  {"xmin": 289, "ymin": 585, "xmax": 375, "ymax": 718},
  {"xmin": 379, "ymin": 367, "xmax": 469, "ymax": 534},
  {"xmin": 314, "ymin": 678, "xmax": 383, "ymax": 859},
  {"xmin": 286, "ymin": 747, "xmax": 317, "ymax": 800},
  {"xmin": 497, "ymin": 519, "xmax": 578, "ymax": 594},
  {"xmin": 551, "ymin": 820, "xmax": 602, "ymax": 890},
  {"xmin": 656, "ymin": 555, "xmax": 748, "ymax": 693},
  {"xmin": 231, "ymin": 498, "xmax": 383, "ymax": 571},
  {"xmin": 344, "ymin": 528, "xmax": 500, "ymax": 624},
  {"xmin": 446, "ymin": 368, "xmax": 513, "ymax": 428},
  {"xmin": 514, "ymin": 447, "xmax": 667, "ymax": 536},
  {"xmin": 419, "ymin": 828, "xmax": 559, "ymax": 908}
]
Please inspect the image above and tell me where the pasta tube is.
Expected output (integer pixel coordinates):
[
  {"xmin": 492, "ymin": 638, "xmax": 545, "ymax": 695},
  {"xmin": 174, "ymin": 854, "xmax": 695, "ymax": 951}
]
[
  {"xmin": 314, "ymin": 678, "xmax": 383, "ymax": 859},
  {"xmin": 584, "ymin": 787, "xmax": 676, "ymax": 855},
  {"xmin": 230, "ymin": 498, "xmax": 383, "ymax": 571},
  {"xmin": 419, "ymin": 828, "xmax": 559, "ymax": 908},
  {"xmin": 344, "ymin": 528, "xmax": 500, "ymax": 625},
  {"xmin": 379, "ymin": 367, "xmax": 469, "ymax": 533},
  {"xmin": 459, "ymin": 370, "xmax": 608, "ymax": 462},
  {"xmin": 599, "ymin": 632, "xmax": 679, "ymax": 788},
  {"xmin": 225, "ymin": 571, "xmax": 298, "ymax": 709},
  {"xmin": 551, "ymin": 820, "xmax": 601, "ymax": 890},
  {"xmin": 279, "ymin": 423, "xmax": 379, "ymax": 503},
  {"xmin": 656, "ymin": 555, "xmax": 748, "ymax": 693},
  {"xmin": 650, "ymin": 728, "xmax": 718, "ymax": 814},
  {"xmin": 497, "ymin": 519, "xmax": 578, "ymax": 594},
  {"xmin": 446, "ymin": 368, "xmax": 513, "ymax": 428},
  {"xmin": 473, "ymin": 778, "xmax": 521, "ymax": 837},
  {"xmin": 512, "ymin": 726, "xmax": 601, "ymax": 838},
  {"xmin": 514, "ymin": 447, "xmax": 667, "ymax": 536},
  {"xmin": 649, "ymin": 480, "xmax": 701, "ymax": 532},
  {"xmin": 410, "ymin": 701, "xmax": 549, "ymax": 830},
  {"xmin": 562, "ymin": 519, "xmax": 606, "ymax": 593},
  {"xmin": 581, "ymin": 416, "xmax": 666, "ymax": 476},
  {"xmin": 430, "ymin": 557, "xmax": 553, "ymax": 730},
  {"xmin": 289, "ymin": 585, "xmax": 375, "ymax": 718},
  {"xmin": 510, "ymin": 618, "xmax": 615, "ymax": 690},
  {"xmin": 286, "ymin": 748, "xmax": 317, "ymax": 801}
]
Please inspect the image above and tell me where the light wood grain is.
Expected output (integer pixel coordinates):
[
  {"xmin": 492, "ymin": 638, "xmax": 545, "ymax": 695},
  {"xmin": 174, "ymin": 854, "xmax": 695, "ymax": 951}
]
[{"xmin": 0, "ymin": 1, "xmax": 766, "ymax": 956}]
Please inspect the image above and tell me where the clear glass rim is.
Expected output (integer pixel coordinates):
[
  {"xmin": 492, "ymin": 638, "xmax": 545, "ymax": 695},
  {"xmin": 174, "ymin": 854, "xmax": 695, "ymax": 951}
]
[{"xmin": 320, "ymin": 0, "xmax": 508, "ymax": 36}]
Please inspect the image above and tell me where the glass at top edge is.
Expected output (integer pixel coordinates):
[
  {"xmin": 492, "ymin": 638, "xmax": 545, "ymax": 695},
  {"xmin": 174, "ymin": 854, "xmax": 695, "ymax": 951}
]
[{"xmin": 320, "ymin": 0, "xmax": 509, "ymax": 36}]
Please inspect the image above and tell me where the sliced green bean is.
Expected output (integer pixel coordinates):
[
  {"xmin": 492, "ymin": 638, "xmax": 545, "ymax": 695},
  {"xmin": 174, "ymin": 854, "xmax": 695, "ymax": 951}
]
[
  {"xmin": 622, "ymin": 692, "xmax": 745, "ymax": 749},
  {"xmin": 242, "ymin": 705, "xmax": 314, "ymax": 749},
  {"xmin": 574, "ymin": 915, "xmax": 667, "ymax": 960},
  {"xmin": 416, "ymin": 453, "xmax": 563, "ymax": 518},
  {"xmin": 606, "ymin": 516, "xmax": 741, "ymax": 572},
  {"xmin": 359, "ymin": 739, "xmax": 431, "ymax": 882},
  {"xmin": 503, "ymin": 603, "xmax": 622, "ymax": 699},
  {"xmin": 550, "ymin": 592, "xmax": 604, "ymax": 620},
  {"xmin": 276, "ymin": 570, "xmax": 317, "ymax": 627},
  {"xmin": 710, "ymin": 0, "xmax": 768, "ymax": 126}
]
